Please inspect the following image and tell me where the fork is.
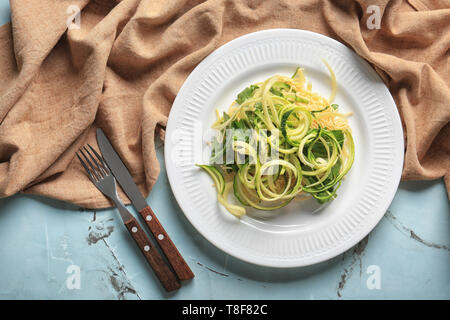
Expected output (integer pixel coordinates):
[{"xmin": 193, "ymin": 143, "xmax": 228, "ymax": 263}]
[{"xmin": 76, "ymin": 145, "xmax": 180, "ymax": 292}]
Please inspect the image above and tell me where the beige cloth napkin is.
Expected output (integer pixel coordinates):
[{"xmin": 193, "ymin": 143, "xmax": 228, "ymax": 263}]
[{"xmin": 0, "ymin": 0, "xmax": 449, "ymax": 209}]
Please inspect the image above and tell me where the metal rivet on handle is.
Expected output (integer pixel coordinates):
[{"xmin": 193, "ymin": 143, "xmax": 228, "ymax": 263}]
[
  {"xmin": 131, "ymin": 227, "xmax": 138, "ymax": 233},
  {"xmin": 146, "ymin": 215, "xmax": 152, "ymax": 221},
  {"xmin": 158, "ymin": 234, "xmax": 164, "ymax": 240},
  {"xmin": 144, "ymin": 245, "xmax": 150, "ymax": 252}
]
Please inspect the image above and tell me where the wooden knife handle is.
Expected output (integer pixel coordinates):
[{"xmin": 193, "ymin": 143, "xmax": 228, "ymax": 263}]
[
  {"xmin": 124, "ymin": 216, "xmax": 181, "ymax": 292},
  {"xmin": 139, "ymin": 206, "xmax": 195, "ymax": 281}
]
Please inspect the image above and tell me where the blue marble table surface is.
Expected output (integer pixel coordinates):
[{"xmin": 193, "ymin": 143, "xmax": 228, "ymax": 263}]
[{"xmin": 0, "ymin": 1, "xmax": 448, "ymax": 300}]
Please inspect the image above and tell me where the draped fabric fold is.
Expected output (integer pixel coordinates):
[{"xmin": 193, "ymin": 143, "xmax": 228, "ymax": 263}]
[{"xmin": 0, "ymin": 0, "xmax": 448, "ymax": 209}]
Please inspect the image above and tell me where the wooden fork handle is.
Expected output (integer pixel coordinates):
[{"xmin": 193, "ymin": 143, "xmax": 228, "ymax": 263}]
[
  {"xmin": 124, "ymin": 216, "xmax": 181, "ymax": 292},
  {"xmin": 139, "ymin": 206, "xmax": 195, "ymax": 281}
]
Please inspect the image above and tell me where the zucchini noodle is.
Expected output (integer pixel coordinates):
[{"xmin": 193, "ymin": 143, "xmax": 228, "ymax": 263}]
[{"xmin": 198, "ymin": 62, "xmax": 355, "ymax": 218}]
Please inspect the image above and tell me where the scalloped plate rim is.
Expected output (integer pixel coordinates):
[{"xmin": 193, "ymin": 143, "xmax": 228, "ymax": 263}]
[{"xmin": 164, "ymin": 29, "xmax": 404, "ymax": 268}]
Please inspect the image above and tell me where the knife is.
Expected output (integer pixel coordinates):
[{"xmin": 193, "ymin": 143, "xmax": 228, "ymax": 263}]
[{"xmin": 96, "ymin": 128, "xmax": 195, "ymax": 281}]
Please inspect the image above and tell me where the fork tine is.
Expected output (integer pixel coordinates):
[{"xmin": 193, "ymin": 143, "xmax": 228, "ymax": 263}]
[
  {"xmin": 87, "ymin": 144, "xmax": 110, "ymax": 175},
  {"xmin": 82, "ymin": 146, "xmax": 106, "ymax": 178},
  {"xmin": 79, "ymin": 148, "xmax": 102, "ymax": 180},
  {"xmin": 76, "ymin": 151, "xmax": 97, "ymax": 182}
]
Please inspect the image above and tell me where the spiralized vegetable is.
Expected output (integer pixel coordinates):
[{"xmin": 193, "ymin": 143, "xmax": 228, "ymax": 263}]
[{"xmin": 197, "ymin": 63, "xmax": 355, "ymax": 218}]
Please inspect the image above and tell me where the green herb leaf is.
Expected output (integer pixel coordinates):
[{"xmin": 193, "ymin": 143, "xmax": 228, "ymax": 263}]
[
  {"xmin": 270, "ymin": 87, "xmax": 283, "ymax": 97},
  {"xmin": 231, "ymin": 119, "xmax": 247, "ymax": 129},
  {"xmin": 236, "ymin": 85, "xmax": 259, "ymax": 104},
  {"xmin": 331, "ymin": 130, "xmax": 344, "ymax": 148}
]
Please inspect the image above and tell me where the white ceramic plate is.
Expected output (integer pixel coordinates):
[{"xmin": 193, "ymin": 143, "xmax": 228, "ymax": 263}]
[{"xmin": 165, "ymin": 29, "xmax": 404, "ymax": 268}]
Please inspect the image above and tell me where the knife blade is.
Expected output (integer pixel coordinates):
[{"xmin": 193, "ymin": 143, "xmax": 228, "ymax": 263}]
[
  {"xmin": 96, "ymin": 129, "xmax": 147, "ymax": 211},
  {"xmin": 96, "ymin": 128, "xmax": 194, "ymax": 281}
]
